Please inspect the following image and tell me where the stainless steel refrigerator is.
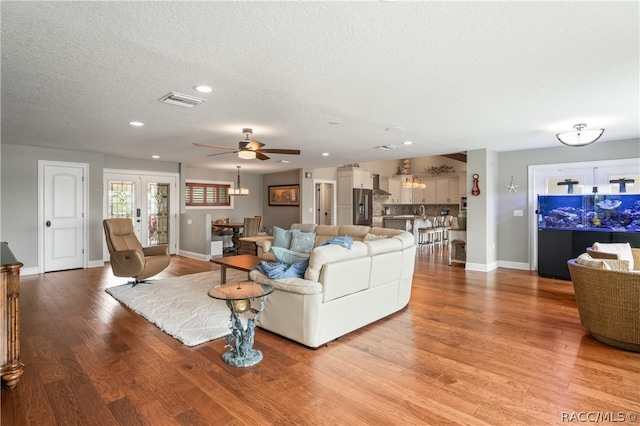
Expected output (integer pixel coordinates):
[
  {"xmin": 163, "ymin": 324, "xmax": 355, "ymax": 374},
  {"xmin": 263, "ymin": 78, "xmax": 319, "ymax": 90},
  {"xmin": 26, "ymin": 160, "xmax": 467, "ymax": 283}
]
[{"xmin": 353, "ymin": 188, "xmax": 373, "ymax": 226}]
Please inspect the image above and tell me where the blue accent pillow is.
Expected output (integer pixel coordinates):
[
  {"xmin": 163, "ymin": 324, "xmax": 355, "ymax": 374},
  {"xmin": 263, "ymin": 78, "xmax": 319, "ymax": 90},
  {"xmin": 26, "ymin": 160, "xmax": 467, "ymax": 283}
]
[
  {"xmin": 270, "ymin": 246, "xmax": 311, "ymax": 265},
  {"xmin": 290, "ymin": 231, "xmax": 316, "ymax": 253},
  {"xmin": 273, "ymin": 226, "xmax": 293, "ymax": 248}
]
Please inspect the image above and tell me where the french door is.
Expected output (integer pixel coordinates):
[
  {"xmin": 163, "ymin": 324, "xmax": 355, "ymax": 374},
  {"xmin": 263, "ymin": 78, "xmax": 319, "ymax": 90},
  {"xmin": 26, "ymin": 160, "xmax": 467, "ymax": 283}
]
[{"xmin": 103, "ymin": 170, "xmax": 178, "ymax": 259}]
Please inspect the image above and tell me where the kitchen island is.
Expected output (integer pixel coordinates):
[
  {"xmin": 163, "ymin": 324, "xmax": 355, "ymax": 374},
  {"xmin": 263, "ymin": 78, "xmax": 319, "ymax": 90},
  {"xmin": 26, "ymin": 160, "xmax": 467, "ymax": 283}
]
[{"xmin": 381, "ymin": 215, "xmax": 432, "ymax": 244}]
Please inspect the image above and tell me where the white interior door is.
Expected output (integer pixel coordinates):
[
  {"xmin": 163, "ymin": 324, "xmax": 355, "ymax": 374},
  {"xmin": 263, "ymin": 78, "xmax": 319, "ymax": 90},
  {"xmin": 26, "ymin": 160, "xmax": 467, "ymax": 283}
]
[
  {"xmin": 104, "ymin": 170, "xmax": 178, "ymax": 259},
  {"xmin": 43, "ymin": 163, "xmax": 86, "ymax": 272},
  {"xmin": 314, "ymin": 180, "xmax": 336, "ymax": 226}
]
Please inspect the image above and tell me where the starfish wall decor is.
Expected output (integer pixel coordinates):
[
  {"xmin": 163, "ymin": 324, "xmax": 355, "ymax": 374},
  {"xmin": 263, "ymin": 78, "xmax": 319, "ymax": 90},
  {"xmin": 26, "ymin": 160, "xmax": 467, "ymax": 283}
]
[{"xmin": 506, "ymin": 176, "xmax": 519, "ymax": 193}]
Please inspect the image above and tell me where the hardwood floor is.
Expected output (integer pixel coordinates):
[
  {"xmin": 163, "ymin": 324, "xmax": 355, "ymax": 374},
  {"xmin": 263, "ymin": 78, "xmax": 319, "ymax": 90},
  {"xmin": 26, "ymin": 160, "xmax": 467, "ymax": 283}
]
[{"xmin": 2, "ymin": 248, "xmax": 639, "ymax": 425}]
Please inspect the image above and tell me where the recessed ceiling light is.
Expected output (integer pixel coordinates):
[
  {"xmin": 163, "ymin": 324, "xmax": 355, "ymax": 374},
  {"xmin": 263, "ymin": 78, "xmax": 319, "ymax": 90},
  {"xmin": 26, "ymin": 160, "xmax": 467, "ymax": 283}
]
[
  {"xmin": 279, "ymin": 160, "xmax": 290, "ymax": 163},
  {"xmin": 151, "ymin": 155, "xmax": 160, "ymax": 159},
  {"xmin": 322, "ymin": 153, "xmax": 330, "ymax": 156},
  {"xmin": 193, "ymin": 85, "xmax": 213, "ymax": 93},
  {"xmin": 385, "ymin": 126, "xmax": 404, "ymax": 132},
  {"xmin": 129, "ymin": 121, "xmax": 144, "ymax": 127},
  {"xmin": 403, "ymin": 141, "xmax": 413, "ymax": 145}
]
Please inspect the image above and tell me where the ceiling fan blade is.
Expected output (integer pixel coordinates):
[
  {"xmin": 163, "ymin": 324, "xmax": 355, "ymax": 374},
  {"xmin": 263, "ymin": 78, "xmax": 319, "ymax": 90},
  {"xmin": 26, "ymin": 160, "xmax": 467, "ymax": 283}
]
[
  {"xmin": 256, "ymin": 152, "xmax": 270, "ymax": 161},
  {"xmin": 246, "ymin": 140, "xmax": 265, "ymax": 150},
  {"xmin": 194, "ymin": 142, "xmax": 237, "ymax": 150},
  {"xmin": 206, "ymin": 151, "xmax": 236, "ymax": 157},
  {"xmin": 259, "ymin": 149, "xmax": 301, "ymax": 155}
]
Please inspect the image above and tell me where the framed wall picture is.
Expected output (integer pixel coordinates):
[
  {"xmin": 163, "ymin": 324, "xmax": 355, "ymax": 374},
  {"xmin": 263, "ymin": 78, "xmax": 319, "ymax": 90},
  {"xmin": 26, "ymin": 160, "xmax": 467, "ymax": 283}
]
[{"xmin": 268, "ymin": 184, "xmax": 300, "ymax": 206}]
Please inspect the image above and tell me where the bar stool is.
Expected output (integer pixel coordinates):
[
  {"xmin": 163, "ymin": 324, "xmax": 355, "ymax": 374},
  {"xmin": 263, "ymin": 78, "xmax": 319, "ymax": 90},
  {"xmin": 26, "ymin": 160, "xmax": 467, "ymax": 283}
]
[
  {"xmin": 441, "ymin": 215, "xmax": 453, "ymax": 243},
  {"xmin": 417, "ymin": 227, "xmax": 435, "ymax": 246},
  {"xmin": 430, "ymin": 217, "xmax": 443, "ymax": 245}
]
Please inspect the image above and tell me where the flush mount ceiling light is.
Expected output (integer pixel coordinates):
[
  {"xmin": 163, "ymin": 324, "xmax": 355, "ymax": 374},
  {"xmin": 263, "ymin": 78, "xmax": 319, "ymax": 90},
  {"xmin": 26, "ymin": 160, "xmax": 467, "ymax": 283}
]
[
  {"xmin": 556, "ymin": 123, "xmax": 604, "ymax": 147},
  {"xmin": 229, "ymin": 166, "xmax": 249, "ymax": 196},
  {"xmin": 129, "ymin": 121, "xmax": 144, "ymax": 127}
]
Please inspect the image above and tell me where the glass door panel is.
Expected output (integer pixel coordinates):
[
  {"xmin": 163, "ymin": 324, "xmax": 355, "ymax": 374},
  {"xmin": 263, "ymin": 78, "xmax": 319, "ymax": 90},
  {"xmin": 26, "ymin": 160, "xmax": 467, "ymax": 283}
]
[
  {"xmin": 147, "ymin": 183, "xmax": 170, "ymax": 246},
  {"xmin": 107, "ymin": 180, "xmax": 136, "ymax": 219}
]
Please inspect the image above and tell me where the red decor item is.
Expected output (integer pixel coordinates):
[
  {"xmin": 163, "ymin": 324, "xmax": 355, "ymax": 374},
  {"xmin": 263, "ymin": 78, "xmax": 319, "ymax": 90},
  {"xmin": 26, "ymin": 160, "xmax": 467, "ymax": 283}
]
[{"xmin": 471, "ymin": 174, "xmax": 481, "ymax": 196}]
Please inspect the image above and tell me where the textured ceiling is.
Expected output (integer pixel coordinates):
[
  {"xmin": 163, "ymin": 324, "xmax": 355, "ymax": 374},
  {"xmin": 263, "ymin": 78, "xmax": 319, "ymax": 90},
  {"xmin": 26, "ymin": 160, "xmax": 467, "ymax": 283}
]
[{"xmin": 2, "ymin": 2, "xmax": 638, "ymax": 174}]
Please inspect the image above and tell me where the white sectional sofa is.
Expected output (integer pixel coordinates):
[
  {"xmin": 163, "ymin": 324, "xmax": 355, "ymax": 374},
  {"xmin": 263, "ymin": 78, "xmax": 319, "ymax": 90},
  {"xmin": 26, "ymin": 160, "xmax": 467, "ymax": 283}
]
[{"xmin": 249, "ymin": 224, "xmax": 416, "ymax": 348}]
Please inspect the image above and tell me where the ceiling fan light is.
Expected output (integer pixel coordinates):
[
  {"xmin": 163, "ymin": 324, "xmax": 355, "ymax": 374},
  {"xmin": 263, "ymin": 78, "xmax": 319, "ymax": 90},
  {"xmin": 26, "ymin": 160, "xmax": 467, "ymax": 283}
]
[
  {"xmin": 556, "ymin": 124, "xmax": 604, "ymax": 147},
  {"xmin": 238, "ymin": 150, "xmax": 256, "ymax": 160}
]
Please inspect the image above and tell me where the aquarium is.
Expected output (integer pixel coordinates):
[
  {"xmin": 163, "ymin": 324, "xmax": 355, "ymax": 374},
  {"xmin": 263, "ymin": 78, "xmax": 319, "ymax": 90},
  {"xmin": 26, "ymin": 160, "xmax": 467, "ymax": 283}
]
[{"xmin": 537, "ymin": 194, "xmax": 640, "ymax": 232}]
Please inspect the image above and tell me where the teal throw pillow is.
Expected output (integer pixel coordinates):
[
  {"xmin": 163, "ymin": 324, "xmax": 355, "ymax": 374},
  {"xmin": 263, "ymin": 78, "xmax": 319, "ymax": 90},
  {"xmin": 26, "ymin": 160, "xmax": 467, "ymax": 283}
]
[
  {"xmin": 273, "ymin": 226, "xmax": 293, "ymax": 248},
  {"xmin": 290, "ymin": 231, "xmax": 316, "ymax": 253},
  {"xmin": 271, "ymin": 246, "xmax": 311, "ymax": 265}
]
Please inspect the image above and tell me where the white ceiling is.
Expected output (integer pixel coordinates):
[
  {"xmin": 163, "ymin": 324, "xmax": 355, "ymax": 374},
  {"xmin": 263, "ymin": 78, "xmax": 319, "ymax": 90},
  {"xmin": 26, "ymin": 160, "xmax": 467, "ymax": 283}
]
[{"xmin": 2, "ymin": 2, "xmax": 638, "ymax": 174}]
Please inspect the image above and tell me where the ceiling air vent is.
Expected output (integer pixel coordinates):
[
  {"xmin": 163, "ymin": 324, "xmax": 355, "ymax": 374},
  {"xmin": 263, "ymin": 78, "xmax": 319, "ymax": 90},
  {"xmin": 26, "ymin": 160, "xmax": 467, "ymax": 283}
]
[
  {"xmin": 376, "ymin": 144, "xmax": 401, "ymax": 151},
  {"xmin": 158, "ymin": 92, "xmax": 206, "ymax": 108}
]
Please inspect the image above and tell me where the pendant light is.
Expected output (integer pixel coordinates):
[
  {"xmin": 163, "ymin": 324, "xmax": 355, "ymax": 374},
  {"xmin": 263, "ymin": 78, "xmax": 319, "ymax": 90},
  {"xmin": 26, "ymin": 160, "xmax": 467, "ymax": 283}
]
[{"xmin": 229, "ymin": 166, "xmax": 249, "ymax": 196}]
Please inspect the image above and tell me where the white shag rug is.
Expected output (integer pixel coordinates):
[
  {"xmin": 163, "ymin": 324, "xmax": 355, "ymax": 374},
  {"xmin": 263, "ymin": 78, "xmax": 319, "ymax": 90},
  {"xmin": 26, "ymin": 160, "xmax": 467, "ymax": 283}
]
[{"xmin": 106, "ymin": 270, "xmax": 248, "ymax": 347}]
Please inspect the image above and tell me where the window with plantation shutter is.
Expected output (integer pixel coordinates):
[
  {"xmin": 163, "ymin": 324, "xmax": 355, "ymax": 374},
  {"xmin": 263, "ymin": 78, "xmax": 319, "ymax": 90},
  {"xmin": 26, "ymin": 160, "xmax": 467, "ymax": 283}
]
[{"xmin": 185, "ymin": 181, "xmax": 232, "ymax": 207}]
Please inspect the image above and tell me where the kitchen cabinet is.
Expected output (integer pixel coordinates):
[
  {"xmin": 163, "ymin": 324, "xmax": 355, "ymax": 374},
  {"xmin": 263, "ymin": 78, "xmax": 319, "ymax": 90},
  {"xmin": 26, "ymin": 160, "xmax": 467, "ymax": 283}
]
[
  {"xmin": 410, "ymin": 177, "xmax": 459, "ymax": 204},
  {"xmin": 337, "ymin": 167, "xmax": 372, "ymax": 225},
  {"xmin": 353, "ymin": 170, "xmax": 372, "ymax": 189},
  {"xmin": 338, "ymin": 168, "xmax": 372, "ymax": 189},
  {"xmin": 459, "ymin": 173, "xmax": 467, "ymax": 195},
  {"xmin": 412, "ymin": 187, "xmax": 435, "ymax": 204},
  {"xmin": 401, "ymin": 187, "xmax": 412, "ymax": 203},
  {"xmin": 388, "ymin": 178, "xmax": 401, "ymax": 204},
  {"xmin": 436, "ymin": 178, "xmax": 459, "ymax": 204},
  {"xmin": 388, "ymin": 177, "xmax": 412, "ymax": 204}
]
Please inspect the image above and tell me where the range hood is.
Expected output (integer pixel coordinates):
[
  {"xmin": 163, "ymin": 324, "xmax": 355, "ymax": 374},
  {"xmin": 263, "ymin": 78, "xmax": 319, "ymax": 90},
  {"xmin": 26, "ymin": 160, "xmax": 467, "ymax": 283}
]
[{"xmin": 372, "ymin": 174, "xmax": 391, "ymax": 196}]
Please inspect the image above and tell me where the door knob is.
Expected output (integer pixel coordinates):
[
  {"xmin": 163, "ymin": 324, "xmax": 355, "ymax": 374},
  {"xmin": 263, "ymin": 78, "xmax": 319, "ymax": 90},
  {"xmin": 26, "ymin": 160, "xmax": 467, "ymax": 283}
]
[{"xmin": 45, "ymin": 220, "xmax": 51, "ymax": 227}]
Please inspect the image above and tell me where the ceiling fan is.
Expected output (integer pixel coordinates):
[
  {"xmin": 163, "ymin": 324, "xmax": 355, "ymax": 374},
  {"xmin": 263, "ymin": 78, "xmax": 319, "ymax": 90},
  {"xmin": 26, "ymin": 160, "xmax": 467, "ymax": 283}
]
[{"xmin": 193, "ymin": 128, "xmax": 301, "ymax": 161}]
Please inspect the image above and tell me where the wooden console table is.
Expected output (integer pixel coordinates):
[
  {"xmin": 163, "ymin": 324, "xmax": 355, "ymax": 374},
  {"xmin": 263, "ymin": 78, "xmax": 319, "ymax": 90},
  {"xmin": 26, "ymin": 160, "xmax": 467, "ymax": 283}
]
[{"xmin": 1, "ymin": 242, "xmax": 24, "ymax": 389}]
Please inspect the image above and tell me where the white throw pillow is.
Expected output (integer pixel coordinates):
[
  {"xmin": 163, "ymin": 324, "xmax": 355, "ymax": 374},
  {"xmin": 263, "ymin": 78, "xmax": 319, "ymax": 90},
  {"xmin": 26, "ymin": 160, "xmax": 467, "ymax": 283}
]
[
  {"xmin": 576, "ymin": 253, "xmax": 612, "ymax": 270},
  {"xmin": 592, "ymin": 242, "xmax": 634, "ymax": 271}
]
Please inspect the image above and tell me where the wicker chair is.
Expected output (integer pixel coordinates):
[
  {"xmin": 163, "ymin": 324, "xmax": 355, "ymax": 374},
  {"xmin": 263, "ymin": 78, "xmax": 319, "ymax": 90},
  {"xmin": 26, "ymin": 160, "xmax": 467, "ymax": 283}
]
[{"xmin": 567, "ymin": 247, "xmax": 640, "ymax": 352}]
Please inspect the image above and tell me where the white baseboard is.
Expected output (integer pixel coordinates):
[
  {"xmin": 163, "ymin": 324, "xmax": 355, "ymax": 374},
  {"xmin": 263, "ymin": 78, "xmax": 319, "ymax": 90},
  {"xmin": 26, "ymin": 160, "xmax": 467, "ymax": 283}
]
[
  {"xmin": 465, "ymin": 261, "xmax": 499, "ymax": 272},
  {"xmin": 178, "ymin": 249, "xmax": 211, "ymax": 262},
  {"xmin": 497, "ymin": 260, "xmax": 531, "ymax": 271},
  {"xmin": 88, "ymin": 260, "xmax": 104, "ymax": 268},
  {"xmin": 20, "ymin": 266, "xmax": 40, "ymax": 276},
  {"xmin": 463, "ymin": 260, "xmax": 531, "ymax": 273}
]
